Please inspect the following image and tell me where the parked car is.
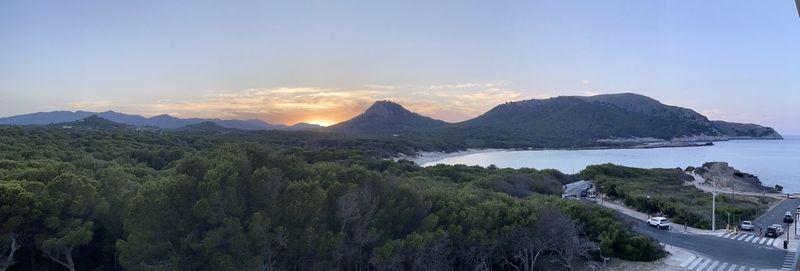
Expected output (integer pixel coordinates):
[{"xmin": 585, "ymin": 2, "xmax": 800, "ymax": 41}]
[
  {"xmin": 766, "ymin": 224, "xmax": 784, "ymax": 238},
  {"xmin": 647, "ymin": 217, "xmax": 670, "ymax": 229},
  {"xmin": 580, "ymin": 190, "xmax": 589, "ymax": 198},
  {"xmin": 785, "ymin": 212, "xmax": 795, "ymax": 224},
  {"xmin": 587, "ymin": 194, "xmax": 597, "ymax": 202},
  {"xmin": 740, "ymin": 221, "xmax": 755, "ymax": 231},
  {"xmin": 788, "ymin": 193, "xmax": 796, "ymax": 199}
]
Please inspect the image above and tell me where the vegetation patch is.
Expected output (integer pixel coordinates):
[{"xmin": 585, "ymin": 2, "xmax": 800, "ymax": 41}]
[{"xmin": 581, "ymin": 164, "xmax": 777, "ymax": 229}]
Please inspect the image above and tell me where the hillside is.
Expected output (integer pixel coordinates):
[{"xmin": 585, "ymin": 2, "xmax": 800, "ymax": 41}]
[
  {"xmin": 0, "ymin": 110, "xmax": 305, "ymax": 131},
  {"xmin": 49, "ymin": 115, "xmax": 140, "ymax": 131},
  {"xmin": 328, "ymin": 93, "xmax": 781, "ymax": 149},
  {"xmin": 710, "ymin": 121, "xmax": 782, "ymax": 139},
  {"xmin": 178, "ymin": 121, "xmax": 233, "ymax": 132},
  {"xmin": 328, "ymin": 100, "xmax": 449, "ymax": 133}
]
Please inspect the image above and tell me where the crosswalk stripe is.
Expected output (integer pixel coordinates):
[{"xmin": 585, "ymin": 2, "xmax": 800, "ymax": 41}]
[
  {"xmin": 680, "ymin": 255, "xmax": 697, "ymax": 267},
  {"xmin": 717, "ymin": 262, "xmax": 728, "ymax": 271},
  {"xmin": 759, "ymin": 238, "xmax": 768, "ymax": 244},
  {"xmin": 726, "ymin": 264, "xmax": 737, "ymax": 271},
  {"xmin": 737, "ymin": 266, "xmax": 745, "ymax": 271},
  {"xmin": 705, "ymin": 260, "xmax": 720, "ymax": 271},
  {"xmin": 744, "ymin": 235, "xmax": 754, "ymax": 242},
  {"xmin": 736, "ymin": 234, "xmax": 747, "ymax": 240},
  {"xmin": 748, "ymin": 268, "xmax": 755, "ymax": 271},
  {"xmin": 695, "ymin": 258, "xmax": 711, "ymax": 271},
  {"xmin": 768, "ymin": 239, "xmax": 775, "ymax": 246},
  {"xmin": 750, "ymin": 236, "xmax": 760, "ymax": 243},
  {"xmin": 729, "ymin": 233, "xmax": 741, "ymax": 239},
  {"xmin": 687, "ymin": 257, "xmax": 704, "ymax": 270},
  {"xmin": 722, "ymin": 232, "xmax": 732, "ymax": 238}
]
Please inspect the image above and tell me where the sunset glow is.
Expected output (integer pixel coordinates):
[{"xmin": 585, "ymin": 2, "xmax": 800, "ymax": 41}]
[{"xmin": 302, "ymin": 119, "xmax": 336, "ymax": 127}]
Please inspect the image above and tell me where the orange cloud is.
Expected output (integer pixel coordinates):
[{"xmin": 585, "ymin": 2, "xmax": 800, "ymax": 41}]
[{"xmin": 67, "ymin": 82, "xmax": 538, "ymax": 125}]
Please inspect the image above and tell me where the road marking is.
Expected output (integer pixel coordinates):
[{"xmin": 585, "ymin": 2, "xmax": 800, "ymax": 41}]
[
  {"xmin": 721, "ymin": 232, "xmax": 732, "ymax": 238},
  {"xmin": 736, "ymin": 234, "xmax": 747, "ymax": 240},
  {"xmin": 767, "ymin": 239, "xmax": 775, "ymax": 246},
  {"xmin": 736, "ymin": 266, "xmax": 745, "ymax": 271},
  {"xmin": 696, "ymin": 258, "xmax": 711, "ymax": 271},
  {"xmin": 744, "ymin": 235, "xmax": 754, "ymax": 242},
  {"xmin": 717, "ymin": 262, "xmax": 728, "ymax": 271},
  {"xmin": 687, "ymin": 257, "xmax": 705, "ymax": 270},
  {"xmin": 726, "ymin": 264, "xmax": 737, "ymax": 271},
  {"xmin": 750, "ymin": 236, "xmax": 760, "ymax": 243},
  {"xmin": 680, "ymin": 255, "xmax": 697, "ymax": 267},
  {"xmin": 759, "ymin": 238, "xmax": 768, "ymax": 244},
  {"xmin": 728, "ymin": 233, "xmax": 740, "ymax": 239},
  {"xmin": 747, "ymin": 268, "xmax": 754, "ymax": 271},
  {"xmin": 704, "ymin": 260, "xmax": 719, "ymax": 271}
]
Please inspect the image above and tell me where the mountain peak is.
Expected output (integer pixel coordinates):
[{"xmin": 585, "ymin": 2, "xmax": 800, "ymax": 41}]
[
  {"xmin": 362, "ymin": 100, "xmax": 411, "ymax": 117},
  {"xmin": 328, "ymin": 100, "xmax": 448, "ymax": 133}
]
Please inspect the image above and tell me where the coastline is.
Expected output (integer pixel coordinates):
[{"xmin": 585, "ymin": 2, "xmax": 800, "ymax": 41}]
[{"xmin": 405, "ymin": 138, "xmax": 783, "ymax": 166}]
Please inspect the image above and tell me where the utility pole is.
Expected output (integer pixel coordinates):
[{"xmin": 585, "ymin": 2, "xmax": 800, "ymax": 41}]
[{"xmin": 712, "ymin": 177, "xmax": 717, "ymax": 232}]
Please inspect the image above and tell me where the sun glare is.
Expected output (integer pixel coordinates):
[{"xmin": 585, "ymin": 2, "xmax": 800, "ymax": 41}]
[{"xmin": 304, "ymin": 119, "xmax": 335, "ymax": 127}]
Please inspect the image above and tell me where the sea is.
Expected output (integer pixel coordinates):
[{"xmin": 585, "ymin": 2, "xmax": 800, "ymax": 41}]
[{"xmin": 418, "ymin": 135, "xmax": 800, "ymax": 192}]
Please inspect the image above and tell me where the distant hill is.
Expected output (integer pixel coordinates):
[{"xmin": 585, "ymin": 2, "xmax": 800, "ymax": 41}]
[
  {"xmin": 49, "ymin": 115, "xmax": 143, "ymax": 131},
  {"xmin": 710, "ymin": 121, "xmax": 782, "ymax": 139},
  {"xmin": 284, "ymin": 122, "xmax": 325, "ymax": 131},
  {"xmin": 0, "ymin": 111, "xmax": 313, "ymax": 131},
  {"xmin": 178, "ymin": 121, "xmax": 233, "ymax": 132},
  {"xmin": 328, "ymin": 101, "xmax": 449, "ymax": 133}
]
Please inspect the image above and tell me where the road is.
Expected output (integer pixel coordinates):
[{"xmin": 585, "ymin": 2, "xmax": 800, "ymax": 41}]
[
  {"xmin": 563, "ymin": 180, "xmax": 798, "ymax": 270},
  {"xmin": 563, "ymin": 180, "xmax": 591, "ymax": 197},
  {"xmin": 753, "ymin": 198, "xmax": 800, "ymax": 235},
  {"xmin": 620, "ymin": 212, "xmax": 788, "ymax": 269}
]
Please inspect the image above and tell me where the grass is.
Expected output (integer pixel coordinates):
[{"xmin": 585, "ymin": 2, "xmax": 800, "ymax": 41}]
[{"xmin": 580, "ymin": 163, "xmax": 779, "ymax": 230}]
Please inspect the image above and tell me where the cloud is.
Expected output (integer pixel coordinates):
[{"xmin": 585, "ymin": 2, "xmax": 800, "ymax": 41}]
[
  {"xmin": 581, "ymin": 80, "xmax": 590, "ymax": 85},
  {"xmin": 64, "ymin": 81, "xmax": 537, "ymax": 125},
  {"xmin": 69, "ymin": 100, "xmax": 118, "ymax": 110}
]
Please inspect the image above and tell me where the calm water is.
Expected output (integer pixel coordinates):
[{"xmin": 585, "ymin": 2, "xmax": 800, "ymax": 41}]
[{"xmin": 421, "ymin": 136, "xmax": 800, "ymax": 192}]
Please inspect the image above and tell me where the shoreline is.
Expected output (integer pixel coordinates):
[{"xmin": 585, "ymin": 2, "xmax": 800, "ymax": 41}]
[{"xmin": 406, "ymin": 141, "xmax": 718, "ymax": 166}]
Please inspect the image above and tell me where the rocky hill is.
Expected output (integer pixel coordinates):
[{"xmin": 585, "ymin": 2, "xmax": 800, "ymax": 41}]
[
  {"xmin": 328, "ymin": 101, "xmax": 449, "ymax": 133},
  {"xmin": 691, "ymin": 162, "xmax": 777, "ymax": 193}
]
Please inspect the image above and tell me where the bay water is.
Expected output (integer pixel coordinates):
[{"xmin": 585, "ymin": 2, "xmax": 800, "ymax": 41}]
[{"xmin": 420, "ymin": 136, "xmax": 800, "ymax": 192}]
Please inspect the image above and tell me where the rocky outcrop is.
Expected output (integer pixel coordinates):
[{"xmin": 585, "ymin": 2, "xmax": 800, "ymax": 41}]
[{"xmin": 691, "ymin": 162, "xmax": 777, "ymax": 193}]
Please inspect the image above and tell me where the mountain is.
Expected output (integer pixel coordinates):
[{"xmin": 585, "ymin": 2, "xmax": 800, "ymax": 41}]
[
  {"xmin": 284, "ymin": 122, "xmax": 325, "ymax": 131},
  {"xmin": 454, "ymin": 93, "xmax": 780, "ymax": 142},
  {"xmin": 328, "ymin": 101, "xmax": 449, "ymax": 133},
  {"xmin": 710, "ymin": 121, "xmax": 782, "ymax": 139},
  {"xmin": 0, "ymin": 111, "xmax": 308, "ymax": 131},
  {"xmin": 49, "ymin": 115, "xmax": 139, "ymax": 131},
  {"xmin": 329, "ymin": 94, "xmax": 781, "ymax": 148},
  {"xmin": 179, "ymin": 121, "xmax": 233, "ymax": 132}
]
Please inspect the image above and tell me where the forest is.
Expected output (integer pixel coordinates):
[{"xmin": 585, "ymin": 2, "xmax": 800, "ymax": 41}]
[{"xmin": 0, "ymin": 127, "xmax": 665, "ymax": 271}]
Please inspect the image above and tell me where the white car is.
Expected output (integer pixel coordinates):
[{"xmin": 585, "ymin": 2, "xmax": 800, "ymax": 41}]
[
  {"xmin": 740, "ymin": 221, "xmax": 755, "ymax": 231},
  {"xmin": 647, "ymin": 217, "xmax": 670, "ymax": 229}
]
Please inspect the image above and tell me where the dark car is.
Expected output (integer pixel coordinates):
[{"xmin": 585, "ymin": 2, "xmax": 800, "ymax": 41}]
[
  {"xmin": 766, "ymin": 224, "xmax": 784, "ymax": 238},
  {"xmin": 580, "ymin": 190, "xmax": 589, "ymax": 198}
]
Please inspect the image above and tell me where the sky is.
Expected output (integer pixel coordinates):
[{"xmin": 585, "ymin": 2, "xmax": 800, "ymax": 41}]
[{"xmin": 1, "ymin": 1, "xmax": 799, "ymax": 131}]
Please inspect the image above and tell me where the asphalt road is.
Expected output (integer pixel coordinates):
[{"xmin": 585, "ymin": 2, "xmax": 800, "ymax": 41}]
[
  {"xmin": 753, "ymin": 198, "xmax": 800, "ymax": 236},
  {"xmin": 564, "ymin": 177, "xmax": 799, "ymax": 269},
  {"xmin": 563, "ymin": 180, "xmax": 590, "ymax": 197},
  {"xmin": 620, "ymin": 212, "xmax": 788, "ymax": 269}
]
